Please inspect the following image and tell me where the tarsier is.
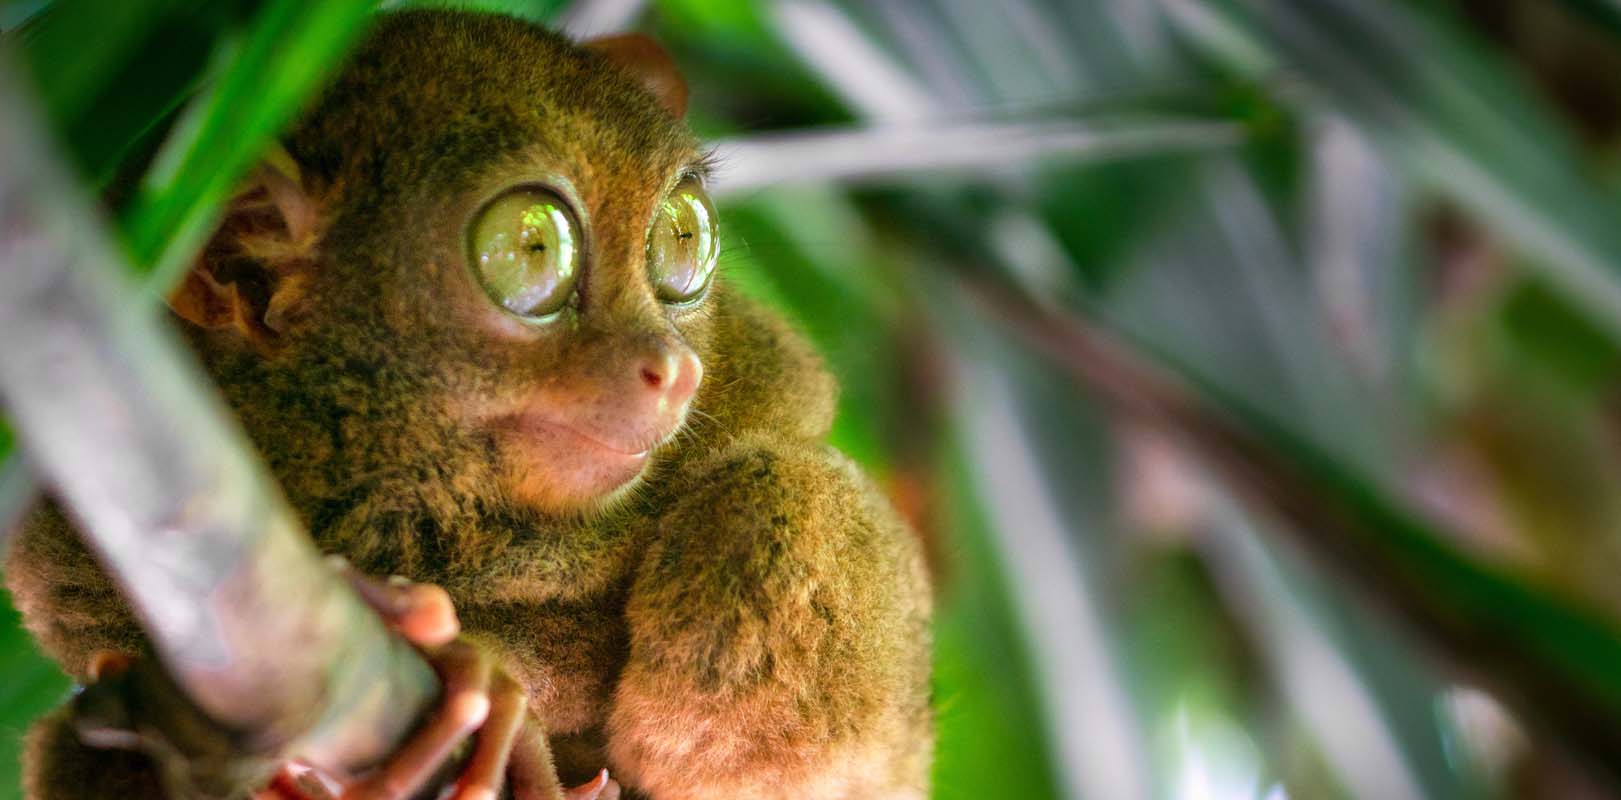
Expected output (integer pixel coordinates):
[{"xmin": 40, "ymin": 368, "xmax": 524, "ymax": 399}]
[{"xmin": 5, "ymin": 10, "xmax": 932, "ymax": 799}]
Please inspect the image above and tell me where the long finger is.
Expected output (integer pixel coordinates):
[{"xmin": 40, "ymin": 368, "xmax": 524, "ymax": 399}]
[
  {"xmin": 330, "ymin": 558, "xmax": 460, "ymax": 647},
  {"xmin": 345, "ymin": 641, "xmax": 491, "ymax": 800},
  {"xmin": 451, "ymin": 674, "xmax": 527, "ymax": 800}
]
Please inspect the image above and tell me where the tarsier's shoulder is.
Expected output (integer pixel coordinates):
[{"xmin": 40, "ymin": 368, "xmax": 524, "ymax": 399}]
[{"xmin": 697, "ymin": 284, "xmax": 838, "ymax": 443}]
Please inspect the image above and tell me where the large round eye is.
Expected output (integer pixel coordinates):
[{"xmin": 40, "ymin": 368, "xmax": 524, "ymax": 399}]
[
  {"xmin": 647, "ymin": 179, "xmax": 719, "ymax": 303},
  {"xmin": 469, "ymin": 188, "xmax": 582, "ymax": 318}
]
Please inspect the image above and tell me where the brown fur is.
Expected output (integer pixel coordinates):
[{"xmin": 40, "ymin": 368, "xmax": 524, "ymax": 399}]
[{"xmin": 5, "ymin": 9, "xmax": 930, "ymax": 799}]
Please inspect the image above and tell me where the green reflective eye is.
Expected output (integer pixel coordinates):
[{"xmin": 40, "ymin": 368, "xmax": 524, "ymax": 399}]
[
  {"xmin": 470, "ymin": 188, "xmax": 581, "ymax": 318},
  {"xmin": 647, "ymin": 179, "xmax": 718, "ymax": 303}
]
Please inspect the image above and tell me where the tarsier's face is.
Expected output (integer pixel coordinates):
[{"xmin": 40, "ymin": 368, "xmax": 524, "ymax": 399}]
[
  {"xmin": 450, "ymin": 172, "xmax": 719, "ymax": 511},
  {"xmin": 264, "ymin": 17, "xmax": 721, "ymax": 516}
]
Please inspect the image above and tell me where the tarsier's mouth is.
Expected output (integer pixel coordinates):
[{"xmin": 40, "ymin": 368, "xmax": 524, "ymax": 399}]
[
  {"xmin": 518, "ymin": 415, "xmax": 656, "ymax": 458},
  {"xmin": 481, "ymin": 401, "xmax": 694, "ymax": 508}
]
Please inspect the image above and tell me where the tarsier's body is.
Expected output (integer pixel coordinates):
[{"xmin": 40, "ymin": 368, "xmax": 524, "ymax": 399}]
[{"xmin": 6, "ymin": 11, "xmax": 931, "ymax": 799}]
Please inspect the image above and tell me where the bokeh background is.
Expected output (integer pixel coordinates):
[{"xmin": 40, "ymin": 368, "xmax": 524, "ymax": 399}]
[{"xmin": 7, "ymin": 0, "xmax": 1621, "ymax": 798}]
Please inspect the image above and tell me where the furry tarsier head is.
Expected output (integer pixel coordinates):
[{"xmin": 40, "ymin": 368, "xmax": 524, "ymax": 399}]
[{"xmin": 167, "ymin": 11, "xmax": 823, "ymax": 602}]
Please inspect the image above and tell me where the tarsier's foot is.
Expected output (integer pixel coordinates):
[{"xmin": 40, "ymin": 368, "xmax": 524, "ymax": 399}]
[{"xmin": 280, "ymin": 566, "xmax": 618, "ymax": 800}]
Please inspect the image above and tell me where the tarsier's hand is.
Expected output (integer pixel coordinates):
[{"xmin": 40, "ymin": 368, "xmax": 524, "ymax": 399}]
[{"xmin": 250, "ymin": 564, "xmax": 620, "ymax": 800}]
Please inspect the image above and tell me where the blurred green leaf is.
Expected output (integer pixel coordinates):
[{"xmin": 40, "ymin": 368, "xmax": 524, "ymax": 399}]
[
  {"xmin": 1204, "ymin": 501, "xmax": 1483, "ymax": 800},
  {"xmin": 1498, "ymin": 278, "xmax": 1621, "ymax": 393},
  {"xmin": 121, "ymin": 0, "xmax": 373, "ymax": 286},
  {"xmin": 1167, "ymin": 0, "xmax": 1621, "ymax": 350},
  {"xmin": 0, "ymin": 588, "xmax": 70, "ymax": 800},
  {"xmin": 945, "ymin": 310, "xmax": 1158, "ymax": 800},
  {"xmin": 653, "ymin": 0, "xmax": 774, "ymax": 47},
  {"xmin": 718, "ymin": 191, "xmax": 899, "ymax": 468},
  {"xmin": 1036, "ymin": 156, "xmax": 1203, "ymax": 292},
  {"xmin": 1138, "ymin": 316, "xmax": 1621, "ymax": 769},
  {"xmin": 0, "ymin": 0, "xmax": 49, "ymax": 29},
  {"xmin": 651, "ymin": 0, "xmax": 851, "ymax": 137},
  {"xmin": 943, "ymin": 237, "xmax": 1621, "ymax": 779},
  {"xmin": 390, "ymin": 0, "xmax": 567, "ymax": 23},
  {"xmin": 8, "ymin": 0, "xmax": 184, "ymax": 127},
  {"xmin": 8, "ymin": 0, "xmax": 255, "ymax": 185},
  {"xmin": 1118, "ymin": 550, "xmax": 1280, "ymax": 796},
  {"xmin": 931, "ymin": 440, "xmax": 1064, "ymax": 800}
]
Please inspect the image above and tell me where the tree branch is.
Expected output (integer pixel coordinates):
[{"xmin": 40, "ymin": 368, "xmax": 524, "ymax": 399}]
[{"xmin": 0, "ymin": 58, "xmax": 437, "ymax": 784}]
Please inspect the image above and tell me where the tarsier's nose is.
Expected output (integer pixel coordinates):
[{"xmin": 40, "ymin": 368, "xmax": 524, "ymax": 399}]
[{"xmin": 637, "ymin": 340, "xmax": 703, "ymax": 410}]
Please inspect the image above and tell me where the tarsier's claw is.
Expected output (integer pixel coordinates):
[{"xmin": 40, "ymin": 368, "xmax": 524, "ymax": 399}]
[
  {"xmin": 563, "ymin": 770, "xmax": 619, "ymax": 800},
  {"xmin": 254, "ymin": 764, "xmax": 336, "ymax": 800}
]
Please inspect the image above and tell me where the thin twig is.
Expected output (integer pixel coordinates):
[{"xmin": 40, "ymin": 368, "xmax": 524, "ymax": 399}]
[{"xmin": 709, "ymin": 116, "xmax": 1242, "ymax": 197}]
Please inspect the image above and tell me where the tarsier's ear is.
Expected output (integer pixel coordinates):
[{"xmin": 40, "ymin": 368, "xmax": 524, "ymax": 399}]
[
  {"xmin": 584, "ymin": 33, "xmax": 689, "ymax": 118},
  {"xmin": 168, "ymin": 144, "xmax": 321, "ymax": 354}
]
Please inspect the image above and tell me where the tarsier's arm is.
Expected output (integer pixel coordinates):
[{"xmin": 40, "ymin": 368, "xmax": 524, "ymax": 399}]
[
  {"xmin": 7, "ymin": 506, "xmax": 590, "ymax": 800},
  {"xmin": 7, "ymin": 506, "xmax": 168, "ymax": 800},
  {"xmin": 607, "ymin": 433, "xmax": 933, "ymax": 799},
  {"xmin": 6, "ymin": 504, "xmax": 146, "ymax": 681}
]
